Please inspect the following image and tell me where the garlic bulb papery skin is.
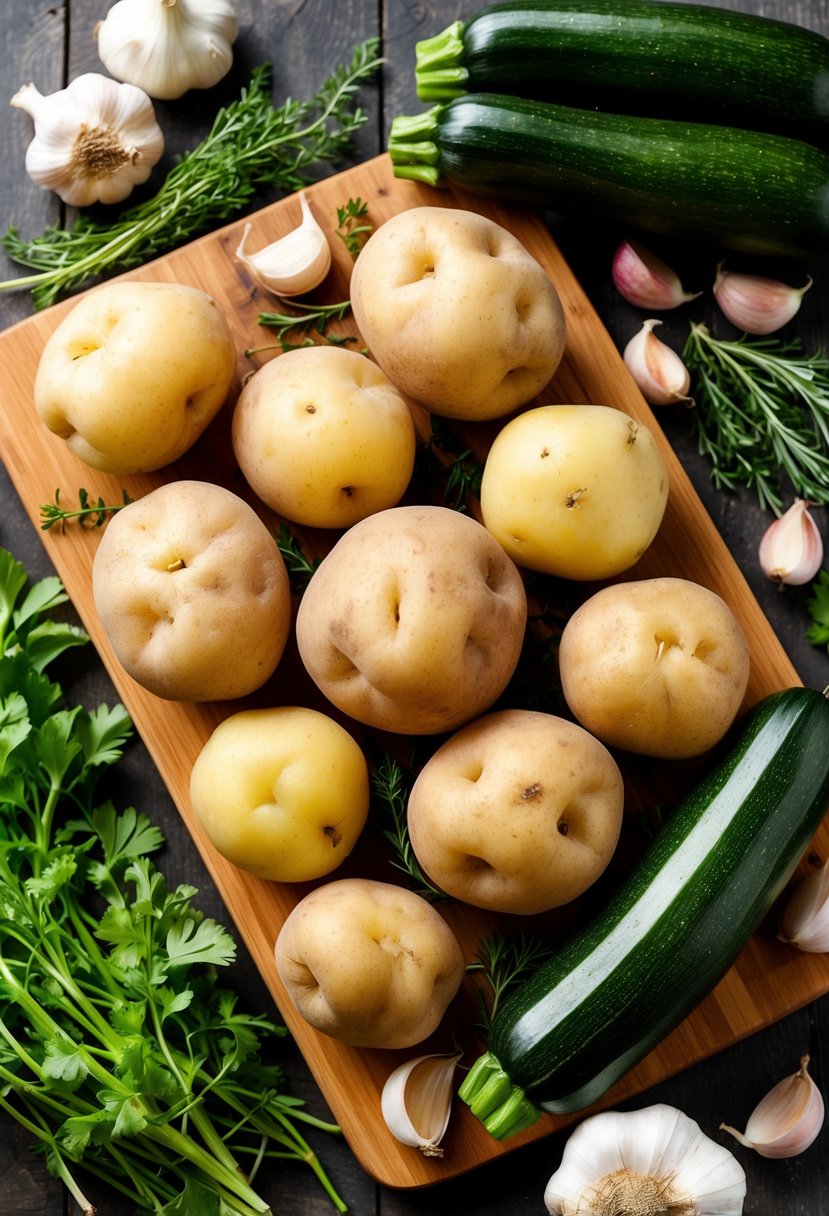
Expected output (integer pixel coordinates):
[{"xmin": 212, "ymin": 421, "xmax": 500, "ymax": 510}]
[
  {"xmin": 10, "ymin": 74, "xmax": 164, "ymax": 207},
  {"xmin": 544, "ymin": 1104, "xmax": 746, "ymax": 1216},
  {"xmin": 612, "ymin": 240, "xmax": 700, "ymax": 310},
  {"xmin": 235, "ymin": 193, "xmax": 332, "ymax": 297},
  {"xmin": 758, "ymin": 498, "xmax": 823, "ymax": 587},
  {"xmin": 96, "ymin": 0, "xmax": 239, "ymax": 101},
  {"xmin": 779, "ymin": 859, "xmax": 829, "ymax": 952},
  {"xmin": 623, "ymin": 318, "xmax": 693, "ymax": 406},
  {"xmin": 714, "ymin": 262, "xmax": 813, "ymax": 335},
  {"xmin": 720, "ymin": 1056, "xmax": 825, "ymax": 1158},
  {"xmin": 380, "ymin": 1050, "xmax": 462, "ymax": 1157}
]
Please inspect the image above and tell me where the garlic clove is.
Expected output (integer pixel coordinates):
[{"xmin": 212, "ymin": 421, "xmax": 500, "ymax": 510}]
[
  {"xmin": 758, "ymin": 498, "xmax": 823, "ymax": 587},
  {"xmin": 235, "ymin": 192, "xmax": 332, "ymax": 298},
  {"xmin": 714, "ymin": 262, "xmax": 813, "ymax": 335},
  {"xmin": 720, "ymin": 1056, "xmax": 825, "ymax": 1158},
  {"xmin": 779, "ymin": 859, "xmax": 829, "ymax": 952},
  {"xmin": 623, "ymin": 318, "xmax": 693, "ymax": 406},
  {"xmin": 380, "ymin": 1050, "xmax": 462, "ymax": 1156},
  {"xmin": 544, "ymin": 1104, "xmax": 746, "ymax": 1216},
  {"xmin": 10, "ymin": 73, "xmax": 164, "ymax": 207},
  {"xmin": 612, "ymin": 240, "xmax": 700, "ymax": 310}
]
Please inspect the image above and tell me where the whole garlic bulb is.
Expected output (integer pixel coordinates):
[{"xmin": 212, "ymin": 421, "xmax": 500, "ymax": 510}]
[
  {"xmin": 95, "ymin": 0, "xmax": 239, "ymax": 101},
  {"xmin": 10, "ymin": 73, "xmax": 164, "ymax": 207}
]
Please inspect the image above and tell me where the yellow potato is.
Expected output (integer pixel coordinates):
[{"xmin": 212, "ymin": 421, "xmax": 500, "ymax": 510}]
[
  {"xmin": 190, "ymin": 707, "xmax": 369, "ymax": 882},
  {"xmin": 34, "ymin": 281, "xmax": 237, "ymax": 473},
  {"xmin": 350, "ymin": 206, "xmax": 565, "ymax": 420},
  {"xmin": 295, "ymin": 505, "xmax": 528, "ymax": 734},
  {"xmin": 480, "ymin": 403, "xmax": 670, "ymax": 580},
  {"xmin": 407, "ymin": 709, "xmax": 624, "ymax": 915},
  {"xmin": 558, "ymin": 577, "xmax": 751, "ymax": 758},
  {"xmin": 274, "ymin": 878, "xmax": 465, "ymax": 1048},
  {"xmin": 92, "ymin": 480, "xmax": 291, "ymax": 701},
  {"xmin": 231, "ymin": 346, "xmax": 416, "ymax": 528}
]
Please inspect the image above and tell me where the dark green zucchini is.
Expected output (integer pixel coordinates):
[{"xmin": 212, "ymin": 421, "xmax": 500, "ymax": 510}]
[
  {"xmin": 458, "ymin": 686, "xmax": 829, "ymax": 1139},
  {"xmin": 387, "ymin": 94, "xmax": 829, "ymax": 257},
  {"xmin": 415, "ymin": 0, "xmax": 829, "ymax": 146}
]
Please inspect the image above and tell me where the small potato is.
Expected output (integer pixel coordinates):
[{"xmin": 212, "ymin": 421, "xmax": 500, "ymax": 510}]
[
  {"xmin": 295, "ymin": 505, "xmax": 528, "ymax": 734},
  {"xmin": 480, "ymin": 403, "xmax": 669, "ymax": 580},
  {"xmin": 231, "ymin": 346, "xmax": 417, "ymax": 528},
  {"xmin": 350, "ymin": 206, "xmax": 565, "ymax": 420},
  {"xmin": 92, "ymin": 480, "xmax": 291, "ymax": 701},
  {"xmin": 34, "ymin": 281, "xmax": 237, "ymax": 474},
  {"xmin": 190, "ymin": 707, "xmax": 369, "ymax": 882},
  {"xmin": 407, "ymin": 709, "xmax": 624, "ymax": 915},
  {"xmin": 274, "ymin": 878, "xmax": 465, "ymax": 1048},
  {"xmin": 558, "ymin": 577, "xmax": 751, "ymax": 758}
]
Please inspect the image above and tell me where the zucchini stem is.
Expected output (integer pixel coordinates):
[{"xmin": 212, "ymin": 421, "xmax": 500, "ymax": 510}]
[
  {"xmin": 457, "ymin": 1052, "xmax": 541, "ymax": 1140},
  {"xmin": 388, "ymin": 108, "xmax": 444, "ymax": 185},
  {"xmin": 414, "ymin": 20, "xmax": 469, "ymax": 101}
]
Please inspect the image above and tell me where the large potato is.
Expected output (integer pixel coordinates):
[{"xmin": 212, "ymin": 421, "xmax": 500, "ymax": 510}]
[
  {"xmin": 231, "ymin": 346, "xmax": 416, "ymax": 528},
  {"xmin": 480, "ymin": 404, "xmax": 669, "ymax": 580},
  {"xmin": 274, "ymin": 878, "xmax": 465, "ymax": 1048},
  {"xmin": 407, "ymin": 709, "xmax": 624, "ymax": 915},
  {"xmin": 190, "ymin": 707, "xmax": 369, "ymax": 882},
  {"xmin": 92, "ymin": 480, "xmax": 291, "ymax": 701},
  {"xmin": 558, "ymin": 577, "xmax": 751, "ymax": 758},
  {"xmin": 34, "ymin": 281, "xmax": 237, "ymax": 474},
  {"xmin": 350, "ymin": 206, "xmax": 565, "ymax": 420},
  {"xmin": 295, "ymin": 505, "xmax": 528, "ymax": 734}
]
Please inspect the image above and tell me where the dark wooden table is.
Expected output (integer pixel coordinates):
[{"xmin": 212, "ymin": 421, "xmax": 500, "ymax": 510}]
[{"xmin": 1, "ymin": 1, "xmax": 828, "ymax": 1213}]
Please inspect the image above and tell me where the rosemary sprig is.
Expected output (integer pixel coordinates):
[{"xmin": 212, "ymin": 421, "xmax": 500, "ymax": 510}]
[
  {"xmin": 251, "ymin": 297, "xmax": 358, "ymax": 354},
  {"xmin": 40, "ymin": 487, "xmax": 133, "ymax": 531},
  {"xmin": 1, "ymin": 41, "xmax": 382, "ymax": 309},
  {"xmin": 467, "ymin": 932, "xmax": 556, "ymax": 1036},
  {"xmin": 413, "ymin": 419, "xmax": 485, "ymax": 512},
  {"xmin": 370, "ymin": 755, "xmax": 446, "ymax": 901},
  {"xmin": 335, "ymin": 197, "xmax": 373, "ymax": 259},
  {"xmin": 682, "ymin": 322, "xmax": 829, "ymax": 513}
]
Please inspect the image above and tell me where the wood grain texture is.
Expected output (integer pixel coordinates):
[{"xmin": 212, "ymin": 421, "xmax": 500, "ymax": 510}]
[{"xmin": 2, "ymin": 151, "xmax": 827, "ymax": 1191}]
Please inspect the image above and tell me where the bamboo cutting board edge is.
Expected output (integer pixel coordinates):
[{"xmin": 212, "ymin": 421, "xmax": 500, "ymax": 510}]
[{"xmin": 1, "ymin": 153, "xmax": 827, "ymax": 1190}]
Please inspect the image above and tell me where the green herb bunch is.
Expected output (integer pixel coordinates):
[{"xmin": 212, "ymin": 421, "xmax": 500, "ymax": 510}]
[
  {"xmin": 0, "ymin": 549, "xmax": 345, "ymax": 1214},
  {"xmin": 1, "ymin": 41, "xmax": 381, "ymax": 309}
]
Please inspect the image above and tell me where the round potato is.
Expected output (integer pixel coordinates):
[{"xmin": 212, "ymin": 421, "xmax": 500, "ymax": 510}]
[
  {"xmin": 350, "ymin": 206, "xmax": 565, "ymax": 420},
  {"xmin": 190, "ymin": 706, "xmax": 369, "ymax": 882},
  {"xmin": 407, "ymin": 709, "xmax": 624, "ymax": 914},
  {"xmin": 92, "ymin": 480, "xmax": 291, "ymax": 701},
  {"xmin": 231, "ymin": 345, "xmax": 417, "ymax": 528},
  {"xmin": 295, "ymin": 505, "xmax": 528, "ymax": 734},
  {"xmin": 34, "ymin": 281, "xmax": 237, "ymax": 474},
  {"xmin": 558, "ymin": 577, "xmax": 751, "ymax": 758},
  {"xmin": 480, "ymin": 403, "xmax": 669, "ymax": 580},
  {"xmin": 274, "ymin": 878, "xmax": 465, "ymax": 1048}
]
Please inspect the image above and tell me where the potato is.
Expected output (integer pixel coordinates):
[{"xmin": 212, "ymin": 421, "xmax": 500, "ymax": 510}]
[
  {"xmin": 274, "ymin": 878, "xmax": 465, "ymax": 1048},
  {"xmin": 480, "ymin": 404, "xmax": 669, "ymax": 580},
  {"xmin": 558, "ymin": 577, "xmax": 751, "ymax": 758},
  {"xmin": 295, "ymin": 505, "xmax": 527, "ymax": 734},
  {"xmin": 92, "ymin": 480, "xmax": 291, "ymax": 701},
  {"xmin": 350, "ymin": 206, "xmax": 565, "ymax": 420},
  {"xmin": 231, "ymin": 346, "xmax": 416, "ymax": 528},
  {"xmin": 34, "ymin": 281, "xmax": 237, "ymax": 474},
  {"xmin": 407, "ymin": 709, "xmax": 624, "ymax": 915},
  {"xmin": 189, "ymin": 707, "xmax": 369, "ymax": 882}
]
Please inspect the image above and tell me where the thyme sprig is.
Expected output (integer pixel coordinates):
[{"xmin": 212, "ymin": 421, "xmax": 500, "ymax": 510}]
[
  {"xmin": 371, "ymin": 754, "xmax": 446, "ymax": 901},
  {"xmin": 251, "ymin": 297, "xmax": 358, "ymax": 354},
  {"xmin": 39, "ymin": 487, "xmax": 133, "ymax": 531},
  {"xmin": 683, "ymin": 322, "xmax": 829, "ymax": 513},
  {"xmin": 467, "ymin": 932, "xmax": 556, "ymax": 1036},
  {"xmin": 275, "ymin": 523, "xmax": 321, "ymax": 594},
  {"xmin": 1, "ymin": 41, "xmax": 382, "ymax": 309},
  {"xmin": 335, "ymin": 197, "xmax": 372, "ymax": 259}
]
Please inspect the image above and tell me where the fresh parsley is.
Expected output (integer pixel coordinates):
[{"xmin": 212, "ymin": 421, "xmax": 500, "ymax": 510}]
[
  {"xmin": 806, "ymin": 569, "xmax": 829, "ymax": 651},
  {"xmin": 40, "ymin": 487, "xmax": 134, "ymax": 531}
]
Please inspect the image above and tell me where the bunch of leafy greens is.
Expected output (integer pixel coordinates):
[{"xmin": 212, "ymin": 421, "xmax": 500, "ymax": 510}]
[
  {"xmin": 0, "ymin": 40, "xmax": 381, "ymax": 309},
  {"xmin": 0, "ymin": 548, "xmax": 345, "ymax": 1214}
]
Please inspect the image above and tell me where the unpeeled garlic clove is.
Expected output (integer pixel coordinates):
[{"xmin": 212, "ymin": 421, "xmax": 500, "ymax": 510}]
[
  {"xmin": 380, "ymin": 1050, "xmax": 462, "ymax": 1156},
  {"xmin": 779, "ymin": 859, "xmax": 829, "ymax": 952},
  {"xmin": 720, "ymin": 1056, "xmax": 825, "ymax": 1158},
  {"xmin": 623, "ymin": 318, "xmax": 692, "ymax": 406},
  {"xmin": 758, "ymin": 498, "xmax": 823, "ymax": 587},
  {"xmin": 714, "ymin": 263, "xmax": 812, "ymax": 335},
  {"xmin": 235, "ymin": 192, "xmax": 332, "ymax": 297},
  {"xmin": 612, "ymin": 240, "xmax": 700, "ymax": 310}
]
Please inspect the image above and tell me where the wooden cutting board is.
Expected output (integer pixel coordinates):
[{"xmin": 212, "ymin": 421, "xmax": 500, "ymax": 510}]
[{"xmin": 1, "ymin": 153, "xmax": 827, "ymax": 1190}]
